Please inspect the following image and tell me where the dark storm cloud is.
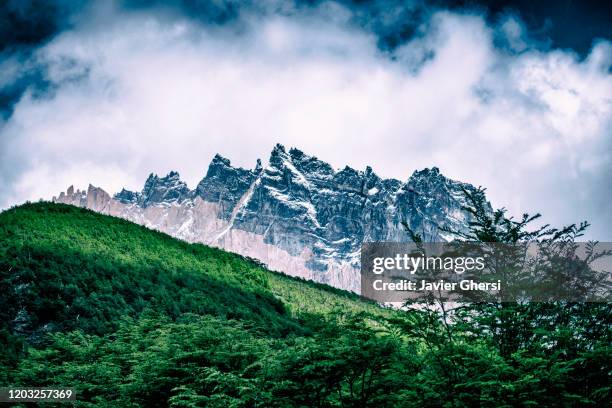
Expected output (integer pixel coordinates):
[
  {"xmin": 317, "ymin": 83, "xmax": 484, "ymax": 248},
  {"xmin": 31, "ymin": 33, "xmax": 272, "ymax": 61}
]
[
  {"xmin": 458, "ymin": 0, "xmax": 612, "ymax": 54},
  {"xmin": 2, "ymin": 0, "xmax": 609, "ymax": 117},
  {"xmin": 0, "ymin": 0, "xmax": 88, "ymax": 118},
  {"xmin": 0, "ymin": 0, "xmax": 81, "ymax": 53},
  {"xmin": 338, "ymin": 0, "xmax": 611, "ymax": 54},
  {"xmin": 114, "ymin": 0, "xmax": 612, "ymax": 54},
  {"xmin": 2, "ymin": 0, "xmax": 610, "ymax": 55}
]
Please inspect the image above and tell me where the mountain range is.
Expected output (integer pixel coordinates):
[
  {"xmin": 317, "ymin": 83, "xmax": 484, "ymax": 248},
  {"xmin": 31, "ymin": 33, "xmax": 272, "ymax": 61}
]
[{"xmin": 53, "ymin": 144, "xmax": 482, "ymax": 292}]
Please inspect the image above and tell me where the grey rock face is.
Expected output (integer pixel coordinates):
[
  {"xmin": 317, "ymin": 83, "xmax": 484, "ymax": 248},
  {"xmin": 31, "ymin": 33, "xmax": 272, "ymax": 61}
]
[
  {"xmin": 230, "ymin": 145, "xmax": 481, "ymax": 272},
  {"xmin": 136, "ymin": 171, "xmax": 192, "ymax": 207},
  {"xmin": 115, "ymin": 188, "xmax": 140, "ymax": 204},
  {"xmin": 55, "ymin": 144, "xmax": 487, "ymax": 291},
  {"xmin": 195, "ymin": 154, "xmax": 260, "ymax": 218}
]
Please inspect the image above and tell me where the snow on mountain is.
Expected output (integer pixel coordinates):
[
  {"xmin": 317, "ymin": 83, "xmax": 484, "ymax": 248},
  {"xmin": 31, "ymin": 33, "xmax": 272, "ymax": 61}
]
[{"xmin": 53, "ymin": 144, "xmax": 485, "ymax": 292}]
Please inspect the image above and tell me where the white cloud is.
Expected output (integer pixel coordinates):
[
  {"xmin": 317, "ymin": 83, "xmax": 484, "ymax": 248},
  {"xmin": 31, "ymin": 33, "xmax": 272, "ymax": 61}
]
[{"xmin": 1, "ymin": 5, "xmax": 611, "ymax": 238}]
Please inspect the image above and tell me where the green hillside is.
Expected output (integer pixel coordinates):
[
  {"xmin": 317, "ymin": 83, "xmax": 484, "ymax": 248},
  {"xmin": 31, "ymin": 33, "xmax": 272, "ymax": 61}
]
[{"xmin": 1, "ymin": 202, "xmax": 610, "ymax": 407}]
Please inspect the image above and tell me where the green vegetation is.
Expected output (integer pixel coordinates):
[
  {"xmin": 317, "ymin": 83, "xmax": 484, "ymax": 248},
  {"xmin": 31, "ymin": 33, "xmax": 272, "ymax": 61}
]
[{"xmin": 1, "ymin": 201, "xmax": 610, "ymax": 407}]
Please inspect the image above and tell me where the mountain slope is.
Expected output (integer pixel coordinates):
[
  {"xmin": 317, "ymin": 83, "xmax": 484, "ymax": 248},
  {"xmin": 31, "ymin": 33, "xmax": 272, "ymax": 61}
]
[
  {"xmin": 0, "ymin": 202, "xmax": 382, "ymax": 342},
  {"xmin": 1, "ymin": 202, "xmax": 608, "ymax": 407},
  {"xmin": 0, "ymin": 202, "xmax": 412, "ymax": 406},
  {"xmin": 53, "ymin": 144, "xmax": 485, "ymax": 291}
]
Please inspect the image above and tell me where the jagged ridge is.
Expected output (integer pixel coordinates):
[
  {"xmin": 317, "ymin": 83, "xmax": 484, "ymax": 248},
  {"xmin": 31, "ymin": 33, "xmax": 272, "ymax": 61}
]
[{"xmin": 53, "ymin": 144, "xmax": 484, "ymax": 292}]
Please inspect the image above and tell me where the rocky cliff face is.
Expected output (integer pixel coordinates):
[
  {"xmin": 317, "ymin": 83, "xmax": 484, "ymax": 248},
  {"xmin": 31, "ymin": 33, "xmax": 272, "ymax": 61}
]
[{"xmin": 53, "ymin": 144, "xmax": 484, "ymax": 292}]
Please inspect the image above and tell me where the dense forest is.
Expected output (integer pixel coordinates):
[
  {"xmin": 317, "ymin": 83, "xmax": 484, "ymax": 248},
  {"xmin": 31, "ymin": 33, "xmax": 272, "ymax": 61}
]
[{"xmin": 0, "ymin": 197, "xmax": 610, "ymax": 407}]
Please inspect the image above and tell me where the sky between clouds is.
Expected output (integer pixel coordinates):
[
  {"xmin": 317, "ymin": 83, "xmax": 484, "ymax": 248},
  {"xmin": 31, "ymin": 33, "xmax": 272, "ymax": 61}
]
[{"xmin": 0, "ymin": 0, "xmax": 611, "ymax": 238}]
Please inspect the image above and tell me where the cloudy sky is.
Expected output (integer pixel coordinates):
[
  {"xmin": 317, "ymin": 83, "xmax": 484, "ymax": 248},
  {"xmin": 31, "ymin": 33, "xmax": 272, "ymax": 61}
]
[{"xmin": 1, "ymin": 0, "xmax": 611, "ymax": 238}]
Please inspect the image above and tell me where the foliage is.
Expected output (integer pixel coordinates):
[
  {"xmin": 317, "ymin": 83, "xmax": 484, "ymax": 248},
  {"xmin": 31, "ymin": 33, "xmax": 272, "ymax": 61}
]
[{"xmin": 0, "ymin": 201, "xmax": 610, "ymax": 407}]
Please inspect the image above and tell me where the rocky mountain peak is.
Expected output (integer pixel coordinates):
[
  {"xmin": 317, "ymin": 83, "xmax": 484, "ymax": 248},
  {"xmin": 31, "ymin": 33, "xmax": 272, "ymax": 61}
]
[
  {"xmin": 196, "ymin": 155, "xmax": 259, "ymax": 218},
  {"xmin": 54, "ymin": 144, "xmax": 489, "ymax": 292},
  {"xmin": 254, "ymin": 158, "xmax": 263, "ymax": 173},
  {"xmin": 115, "ymin": 188, "xmax": 140, "ymax": 204},
  {"xmin": 210, "ymin": 153, "xmax": 231, "ymax": 168},
  {"xmin": 271, "ymin": 143, "xmax": 287, "ymax": 155},
  {"xmin": 139, "ymin": 171, "xmax": 191, "ymax": 207},
  {"xmin": 288, "ymin": 149, "xmax": 334, "ymax": 182},
  {"xmin": 268, "ymin": 143, "xmax": 291, "ymax": 170}
]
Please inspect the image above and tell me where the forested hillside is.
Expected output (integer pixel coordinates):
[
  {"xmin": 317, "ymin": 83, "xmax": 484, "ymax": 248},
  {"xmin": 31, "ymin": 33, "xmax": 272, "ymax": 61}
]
[{"xmin": 0, "ymin": 202, "xmax": 609, "ymax": 407}]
